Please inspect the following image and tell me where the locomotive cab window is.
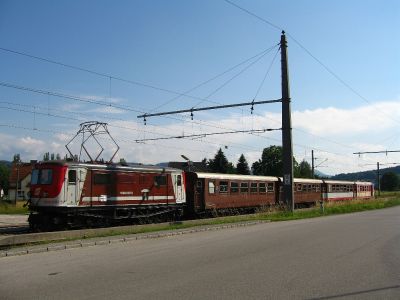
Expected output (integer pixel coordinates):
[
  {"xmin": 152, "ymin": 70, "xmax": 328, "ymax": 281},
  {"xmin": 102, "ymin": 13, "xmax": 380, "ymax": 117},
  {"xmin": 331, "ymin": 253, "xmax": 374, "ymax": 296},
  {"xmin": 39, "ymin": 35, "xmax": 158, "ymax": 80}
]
[
  {"xmin": 68, "ymin": 170, "xmax": 77, "ymax": 184},
  {"xmin": 31, "ymin": 169, "xmax": 39, "ymax": 185},
  {"xmin": 31, "ymin": 169, "xmax": 53, "ymax": 185}
]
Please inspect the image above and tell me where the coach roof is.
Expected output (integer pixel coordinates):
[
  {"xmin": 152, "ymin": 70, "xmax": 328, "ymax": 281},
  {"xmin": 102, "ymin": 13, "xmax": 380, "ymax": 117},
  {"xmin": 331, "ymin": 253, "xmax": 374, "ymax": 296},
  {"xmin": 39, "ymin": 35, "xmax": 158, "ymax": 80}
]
[{"xmin": 192, "ymin": 172, "xmax": 278, "ymax": 182}]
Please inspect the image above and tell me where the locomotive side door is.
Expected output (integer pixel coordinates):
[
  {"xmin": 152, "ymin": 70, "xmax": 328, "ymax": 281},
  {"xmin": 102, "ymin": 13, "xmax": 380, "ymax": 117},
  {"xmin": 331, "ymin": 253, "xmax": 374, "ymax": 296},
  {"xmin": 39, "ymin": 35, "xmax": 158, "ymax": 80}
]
[
  {"xmin": 174, "ymin": 174, "xmax": 184, "ymax": 203},
  {"xmin": 66, "ymin": 169, "xmax": 78, "ymax": 206}
]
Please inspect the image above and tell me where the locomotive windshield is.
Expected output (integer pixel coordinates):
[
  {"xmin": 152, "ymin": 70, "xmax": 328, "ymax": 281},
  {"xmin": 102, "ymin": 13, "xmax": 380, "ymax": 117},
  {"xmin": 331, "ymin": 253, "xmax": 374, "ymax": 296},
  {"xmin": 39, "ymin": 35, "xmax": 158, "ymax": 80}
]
[{"xmin": 31, "ymin": 169, "xmax": 53, "ymax": 185}]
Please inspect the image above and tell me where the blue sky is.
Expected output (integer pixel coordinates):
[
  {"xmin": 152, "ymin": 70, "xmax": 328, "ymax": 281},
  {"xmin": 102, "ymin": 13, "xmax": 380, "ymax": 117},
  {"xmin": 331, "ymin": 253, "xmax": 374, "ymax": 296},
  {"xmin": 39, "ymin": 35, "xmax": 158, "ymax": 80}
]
[{"xmin": 0, "ymin": 0, "xmax": 399, "ymax": 175}]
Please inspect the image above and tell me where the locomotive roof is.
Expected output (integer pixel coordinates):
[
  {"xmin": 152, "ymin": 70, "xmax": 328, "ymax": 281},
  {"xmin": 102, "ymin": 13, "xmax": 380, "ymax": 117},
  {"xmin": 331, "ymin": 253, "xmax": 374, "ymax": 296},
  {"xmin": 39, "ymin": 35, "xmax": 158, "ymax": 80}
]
[
  {"xmin": 192, "ymin": 172, "xmax": 279, "ymax": 181},
  {"xmin": 34, "ymin": 160, "xmax": 182, "ymax": 173}
]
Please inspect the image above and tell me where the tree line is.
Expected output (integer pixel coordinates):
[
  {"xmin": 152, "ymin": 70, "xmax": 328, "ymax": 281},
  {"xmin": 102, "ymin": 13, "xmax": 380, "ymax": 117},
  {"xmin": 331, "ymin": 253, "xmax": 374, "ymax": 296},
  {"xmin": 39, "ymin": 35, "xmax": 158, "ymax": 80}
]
[{"xmin": 206, "ymin": 145, "xmax": 313, "ymax": 178}]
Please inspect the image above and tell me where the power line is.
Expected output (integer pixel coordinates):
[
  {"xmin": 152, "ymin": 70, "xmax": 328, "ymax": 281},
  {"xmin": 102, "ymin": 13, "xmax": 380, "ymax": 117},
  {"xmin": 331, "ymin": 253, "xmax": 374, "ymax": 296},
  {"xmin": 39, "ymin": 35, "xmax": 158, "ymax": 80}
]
[
  {"xmin": 191, "ymin": 45, "xmax": 277, "ymax": 108},
  {"xmin": 150, "ymin": 44, "xmax": 279, "ymax": 112},
  {"xmin": 0, "ymin": 44, "xmax": 277, "ymax": 112},
  {"xmin": 222, "ymin": 0, "xmax": 400, "ymax": 126},
  {"xmin": 0, "ymin": 47, "xmax": 213, "ymax": 102},
  {"xmin": 253, "ymin": 47, "xmax": 280, "ymax": 100},
  {"xmin": 223, "ymin": 0, "xmax": 283, "ymax": 31},
  {"xmin": 134, "ymin": 128, "xmax": 281, "ymax": 143}
]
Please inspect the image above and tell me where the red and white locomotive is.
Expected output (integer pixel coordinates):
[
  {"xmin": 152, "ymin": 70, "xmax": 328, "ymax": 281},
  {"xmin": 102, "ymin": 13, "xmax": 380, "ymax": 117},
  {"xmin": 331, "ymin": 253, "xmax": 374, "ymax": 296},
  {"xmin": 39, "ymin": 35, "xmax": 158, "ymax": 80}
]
[
  {"xmin": 28, "ymin": 161, "xmax": 374, "ymax": 229},
  {"xmin": 29, "ymin": 160, "xmax": 185, "ymax": 229}
]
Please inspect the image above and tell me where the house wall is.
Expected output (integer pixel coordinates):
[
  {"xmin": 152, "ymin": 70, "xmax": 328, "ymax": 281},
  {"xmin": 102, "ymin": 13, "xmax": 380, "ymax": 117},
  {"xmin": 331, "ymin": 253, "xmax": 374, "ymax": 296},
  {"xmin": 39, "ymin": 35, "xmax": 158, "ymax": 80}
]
[{"xmin": 8, "ymin": 175, "xmax": 31, "ymax": 201}]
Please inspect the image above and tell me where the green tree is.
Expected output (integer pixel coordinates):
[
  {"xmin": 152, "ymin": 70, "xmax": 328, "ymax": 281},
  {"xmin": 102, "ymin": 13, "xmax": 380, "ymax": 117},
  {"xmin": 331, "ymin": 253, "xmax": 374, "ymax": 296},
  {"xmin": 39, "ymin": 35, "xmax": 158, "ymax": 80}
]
[
  {"xmin": 43, "ymin": 152, "xmax": 50, "ymax": 161},
  {"xmin": 297, "ymin": 160, "xmax": 313, "ymax": 178},
  {"xmin": 0, "ymin": 163, "xmax": 10, "ymax": 195},
  {"xmin": 252, "ymin": 145, "xmax": 298, "ymax": 176},
  {"xmin": 380, "ymin": 172, "xmax": 399, "ymax": 191},
  {"xmin": 13, "ymin": 153, "xmax": 21, "ymax": 163},
  {"xmin": 208, "ymin": 148, "xmax": 230, "ymax": 173},
  {"xmin": 227, "ymin": 162, "xmax": 236, "ymax": 174},
  {"xmin": 236, "ymin": 154, "xmax": 250, "ymax": 175}
]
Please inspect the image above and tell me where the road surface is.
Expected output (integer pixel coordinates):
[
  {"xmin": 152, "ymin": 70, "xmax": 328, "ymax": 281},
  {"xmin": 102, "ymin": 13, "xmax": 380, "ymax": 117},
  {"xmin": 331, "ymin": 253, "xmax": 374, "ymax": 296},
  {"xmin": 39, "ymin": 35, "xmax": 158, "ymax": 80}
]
[{"xmin": 1, "ymin": 207, "xmax": 399, "ymax": 299}]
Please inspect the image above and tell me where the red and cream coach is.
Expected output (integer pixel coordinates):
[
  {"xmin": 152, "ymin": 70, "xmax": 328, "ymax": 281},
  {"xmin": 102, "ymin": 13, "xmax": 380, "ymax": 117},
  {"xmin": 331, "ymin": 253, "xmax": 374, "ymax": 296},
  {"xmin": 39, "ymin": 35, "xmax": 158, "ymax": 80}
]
[{"xmin": 29, "ymin": 160, "xmax": 186, "ymax": 229}]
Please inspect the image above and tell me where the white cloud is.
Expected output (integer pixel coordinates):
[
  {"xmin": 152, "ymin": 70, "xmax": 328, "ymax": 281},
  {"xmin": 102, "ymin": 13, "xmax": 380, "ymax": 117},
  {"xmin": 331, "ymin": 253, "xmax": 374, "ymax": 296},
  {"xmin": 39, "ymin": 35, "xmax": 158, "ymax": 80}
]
[{"xmin": 2, "ymin": 100, "xmax": 400, "ymax": 176}]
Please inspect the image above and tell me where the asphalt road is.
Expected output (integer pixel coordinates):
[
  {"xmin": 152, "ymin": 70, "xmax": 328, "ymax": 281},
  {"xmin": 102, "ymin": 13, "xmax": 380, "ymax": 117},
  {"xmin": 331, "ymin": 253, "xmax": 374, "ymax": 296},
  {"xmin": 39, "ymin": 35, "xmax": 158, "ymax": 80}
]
[{"xmin": 1, "ymin": 207, "xmax": 399, "ymax": 300}]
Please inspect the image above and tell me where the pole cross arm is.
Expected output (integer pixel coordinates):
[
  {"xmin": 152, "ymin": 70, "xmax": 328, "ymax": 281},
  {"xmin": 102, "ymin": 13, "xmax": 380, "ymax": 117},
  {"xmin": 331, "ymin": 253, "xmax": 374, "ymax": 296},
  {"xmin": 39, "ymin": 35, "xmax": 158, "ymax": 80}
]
[{"xmin": 137, "ymin": 99, "xmax": 282, "ymax": 119}]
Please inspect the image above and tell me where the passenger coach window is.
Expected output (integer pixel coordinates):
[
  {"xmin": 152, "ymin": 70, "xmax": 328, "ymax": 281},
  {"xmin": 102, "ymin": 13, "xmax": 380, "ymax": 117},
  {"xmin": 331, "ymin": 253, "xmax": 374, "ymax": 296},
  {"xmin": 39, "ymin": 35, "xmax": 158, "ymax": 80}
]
[
  {"xmin": 267, "ymin": 183, "xmax": 274, "ymax": 192},
  {"xmin": 219, "ymin": 181, "xmax": 228, "ymax": 193},
  {"xmin": 240, "ymin": 182, "xmax": 248, "ymax": 193},
  {"xmin": 68, "ymin": 170, "xmax": 77, "ymax": 184},
  {"xmin": 250, "ymin": 183, "xmax": 258, "ymax": 193},
  {"xmin": 208, "ymin": 181, "xmax": 215, "ymax": 194},
  {"xmin": 259, "ymin": 183, "xmax": 266, "ymax": 193},
  {"xmin": 230, "ymin": 182, "xmax": 239, "ymax": 193}
]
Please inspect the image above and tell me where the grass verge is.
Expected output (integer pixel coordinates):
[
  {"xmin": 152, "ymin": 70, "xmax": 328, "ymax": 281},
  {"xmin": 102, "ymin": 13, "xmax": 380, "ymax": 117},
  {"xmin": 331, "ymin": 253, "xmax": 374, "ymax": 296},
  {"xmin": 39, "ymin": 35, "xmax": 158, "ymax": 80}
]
[
  {"xmin": 0, "ymin": 201, "xmax": 28, "ymax": 214},
  {"xmin": 2, "ymin": 196, "xmax": 400, "ymax": 250},
  {"xmin": 72, "ymin": 197, "xmax": 400, "ymax": 239}
]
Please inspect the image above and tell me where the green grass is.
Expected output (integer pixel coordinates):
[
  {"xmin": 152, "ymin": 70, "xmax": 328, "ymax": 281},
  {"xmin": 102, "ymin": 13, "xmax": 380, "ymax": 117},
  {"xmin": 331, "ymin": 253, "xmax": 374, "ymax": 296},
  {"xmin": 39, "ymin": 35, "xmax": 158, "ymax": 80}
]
[{"xmin": 0, "ymin": 201, "xmax": 29, "ymax": 214}]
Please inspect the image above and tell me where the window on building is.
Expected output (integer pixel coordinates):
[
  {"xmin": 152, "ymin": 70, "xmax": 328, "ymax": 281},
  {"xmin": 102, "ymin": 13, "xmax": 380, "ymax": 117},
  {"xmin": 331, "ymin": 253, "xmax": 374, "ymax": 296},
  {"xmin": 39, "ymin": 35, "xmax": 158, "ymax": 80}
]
[
  {"xmin": 250, "ymin": 182, "xmax": 258, "ymax": 193},
  {"xmin": 240, "ymin": 182, "xmax": 248, "ymax": 193},
  {"xmin": 219, "ymin": 181, "xmax": 228, "ymax": 193}
]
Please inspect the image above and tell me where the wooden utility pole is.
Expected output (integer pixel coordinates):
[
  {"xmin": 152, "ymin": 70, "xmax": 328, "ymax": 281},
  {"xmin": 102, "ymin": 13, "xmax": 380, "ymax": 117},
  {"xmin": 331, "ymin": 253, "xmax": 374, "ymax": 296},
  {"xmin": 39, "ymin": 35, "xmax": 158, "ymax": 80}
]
[
  {"xmin": 280, "ymin": 31, "xmax": 294, "ymax": 212},
  {"xmin": 312, "ymin": 150, "xmax": 315, "ymax": 178},
  {"xmin": 377, "ymin": 162, "xmax": 381, "ymax": 196}
]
